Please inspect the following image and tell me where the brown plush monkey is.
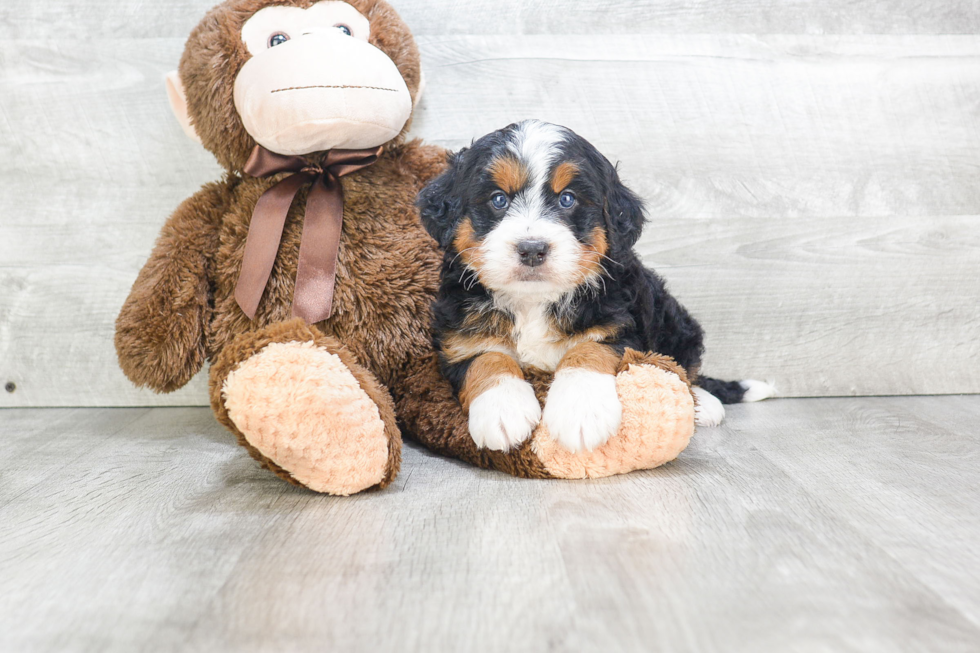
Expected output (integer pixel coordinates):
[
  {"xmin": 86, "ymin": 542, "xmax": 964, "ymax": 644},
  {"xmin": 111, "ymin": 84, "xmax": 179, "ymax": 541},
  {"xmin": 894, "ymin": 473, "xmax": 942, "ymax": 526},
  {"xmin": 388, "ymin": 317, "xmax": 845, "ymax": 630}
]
[{"xmin": 116, "ymin": 0, "xmax": 696, "ymax": 495}]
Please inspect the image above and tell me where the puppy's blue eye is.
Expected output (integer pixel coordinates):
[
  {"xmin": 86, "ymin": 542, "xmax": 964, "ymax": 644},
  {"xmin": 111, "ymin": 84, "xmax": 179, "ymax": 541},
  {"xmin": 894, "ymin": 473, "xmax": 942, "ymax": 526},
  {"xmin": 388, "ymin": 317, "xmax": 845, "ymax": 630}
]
[
  {"xmin": 335, "ymin": 24, "xmax": 352, "ymax": 36},
  {"xmin": 558, "ymin": 191, "xmax": 576, "ymax": 208},
  {"xmin": 268, "ymin": 32, "xmax": 290, "ymax": 47},
  {"xmin": 490, "ymin": 192, "xmax": 509, "ymax": 210}
]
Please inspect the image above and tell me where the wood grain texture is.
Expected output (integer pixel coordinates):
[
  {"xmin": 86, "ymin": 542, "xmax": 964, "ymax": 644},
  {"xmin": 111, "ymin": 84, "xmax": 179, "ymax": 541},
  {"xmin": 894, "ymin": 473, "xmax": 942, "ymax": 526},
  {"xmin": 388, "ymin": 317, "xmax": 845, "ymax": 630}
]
[
  {"xmin": 2, "ymin": 0, "xmax": 979, "ymax": 37},
  {"xmin": 413, "ymin": 35, "xmax": 980, "ymax": 219},
  {"xmin": 3, "ymin": 398, "xmax": 980, "ymax": 651},
  {"xmin": 638, "ymin": 214, "xmax": 980, "ymax": 395},
  {"xmin": 739, "ymin": 395, "xmax": 980, "ymax": 632},
  {"xmin": 2, "ymin": 12, "xmax": 980, "ymax": 406}
]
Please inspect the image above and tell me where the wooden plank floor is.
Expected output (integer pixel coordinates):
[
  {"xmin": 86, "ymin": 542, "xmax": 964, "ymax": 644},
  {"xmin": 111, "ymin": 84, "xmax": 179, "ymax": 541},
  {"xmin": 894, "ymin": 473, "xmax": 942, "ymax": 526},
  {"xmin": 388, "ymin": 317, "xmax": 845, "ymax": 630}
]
[{"xmin": 2, "ymin": 396, "xmax": 980, "ymax": 652}]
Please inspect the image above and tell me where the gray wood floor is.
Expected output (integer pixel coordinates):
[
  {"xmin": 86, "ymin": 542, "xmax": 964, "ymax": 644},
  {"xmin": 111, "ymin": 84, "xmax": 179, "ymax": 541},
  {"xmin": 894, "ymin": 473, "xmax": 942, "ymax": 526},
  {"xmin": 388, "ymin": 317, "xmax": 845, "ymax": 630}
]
[{"xmin": 2, "ymin": 397, "xmax": 980, "ymax": 652}]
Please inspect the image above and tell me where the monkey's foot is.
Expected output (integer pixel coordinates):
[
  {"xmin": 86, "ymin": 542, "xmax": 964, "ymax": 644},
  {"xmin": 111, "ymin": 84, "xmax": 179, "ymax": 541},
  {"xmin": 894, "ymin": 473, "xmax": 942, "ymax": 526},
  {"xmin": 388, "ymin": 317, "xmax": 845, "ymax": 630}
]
[{"xmin": 222, "ymin": 341, "xmax": 391, "ymax": 495}]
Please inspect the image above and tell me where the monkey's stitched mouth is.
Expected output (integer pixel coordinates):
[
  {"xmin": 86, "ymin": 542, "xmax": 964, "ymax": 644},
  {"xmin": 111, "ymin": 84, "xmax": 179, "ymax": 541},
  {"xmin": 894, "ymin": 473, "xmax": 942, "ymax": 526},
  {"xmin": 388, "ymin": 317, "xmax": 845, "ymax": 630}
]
[{"xmin": 271, "ymin": 85, "xmax": 399, "ymax": 94}]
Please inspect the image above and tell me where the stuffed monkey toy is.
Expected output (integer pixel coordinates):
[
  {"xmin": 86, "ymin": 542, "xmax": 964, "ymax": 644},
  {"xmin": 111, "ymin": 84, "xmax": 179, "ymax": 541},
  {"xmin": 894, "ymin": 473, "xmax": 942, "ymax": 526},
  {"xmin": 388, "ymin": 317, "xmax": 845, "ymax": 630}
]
[{"xmin": 116, "ymin": 0, "xmax": 696, "ymax": 495}]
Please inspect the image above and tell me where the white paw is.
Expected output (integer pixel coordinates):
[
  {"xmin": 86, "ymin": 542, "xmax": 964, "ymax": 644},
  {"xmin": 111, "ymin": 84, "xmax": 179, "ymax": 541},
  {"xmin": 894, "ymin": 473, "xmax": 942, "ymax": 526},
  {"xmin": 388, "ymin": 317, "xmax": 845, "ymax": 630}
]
[
  {"xmin": 740, "ymin": 379, "xmax": 777, "ymax": 402},
  {"xmin": 467, "ymin": 377, "xmax": 542, "ymax": 452},
  {"xmin": 693, "ymin": 387, "xmax": 725, "ymax": 427},
  {"xmin": 542, "ymin": 369, "xmax": 622, "ymax": 453}
]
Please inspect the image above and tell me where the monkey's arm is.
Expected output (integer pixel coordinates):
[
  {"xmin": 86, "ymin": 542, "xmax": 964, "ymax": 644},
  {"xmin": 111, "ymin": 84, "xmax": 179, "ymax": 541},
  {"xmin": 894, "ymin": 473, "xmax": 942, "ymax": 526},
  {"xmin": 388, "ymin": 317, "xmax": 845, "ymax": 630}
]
[{"xmin": 115, "ymin": 179, "xmax": 232, "ymax": 392}]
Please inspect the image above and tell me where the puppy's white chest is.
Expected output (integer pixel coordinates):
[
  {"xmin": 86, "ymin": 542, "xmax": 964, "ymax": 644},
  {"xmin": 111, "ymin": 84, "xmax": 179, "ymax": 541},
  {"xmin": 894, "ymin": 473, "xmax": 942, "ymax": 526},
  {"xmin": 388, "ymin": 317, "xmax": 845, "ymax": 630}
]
[{"xmin": 509, "ymin": 304, "xmax": 567, "ymax": 372}]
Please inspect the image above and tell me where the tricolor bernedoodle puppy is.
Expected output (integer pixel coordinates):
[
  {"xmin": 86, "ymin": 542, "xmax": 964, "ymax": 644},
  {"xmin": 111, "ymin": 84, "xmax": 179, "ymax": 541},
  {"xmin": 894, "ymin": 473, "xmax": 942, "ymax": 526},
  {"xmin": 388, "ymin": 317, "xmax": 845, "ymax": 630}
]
[{"xmin": 417, "ymin": 120, "xmax": 775, "ymax": 453}]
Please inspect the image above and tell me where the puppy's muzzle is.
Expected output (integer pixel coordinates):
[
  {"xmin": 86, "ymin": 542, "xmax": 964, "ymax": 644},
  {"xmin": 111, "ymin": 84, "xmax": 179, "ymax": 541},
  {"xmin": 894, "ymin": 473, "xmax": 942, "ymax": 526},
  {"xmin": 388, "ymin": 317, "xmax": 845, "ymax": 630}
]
[{"xmin": 517, "ymin": 240, "xmax": 550, "ymax": 268}]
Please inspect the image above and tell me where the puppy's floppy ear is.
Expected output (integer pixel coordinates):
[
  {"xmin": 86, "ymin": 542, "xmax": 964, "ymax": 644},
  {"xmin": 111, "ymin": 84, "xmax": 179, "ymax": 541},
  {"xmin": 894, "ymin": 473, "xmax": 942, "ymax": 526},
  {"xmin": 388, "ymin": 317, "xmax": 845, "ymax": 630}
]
[
  {"xmin": 603, "ymin": 164, "xmax": 647, "ymax": 253},
  {"xmin": 417, "ymin": 149, "xmax": 467, "ymax": 249}
]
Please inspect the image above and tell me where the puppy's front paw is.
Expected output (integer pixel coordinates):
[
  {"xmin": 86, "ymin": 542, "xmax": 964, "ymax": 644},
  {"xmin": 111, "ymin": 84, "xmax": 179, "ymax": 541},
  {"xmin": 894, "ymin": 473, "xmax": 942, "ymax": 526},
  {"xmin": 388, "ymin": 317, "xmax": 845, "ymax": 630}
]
[
  {"xmin": 543, "ymin": 369, "xmax": 622, "ymax": 453},
  {"xmin": 467, "ymin": 377, "xmax": 542, "ymax": 451}
]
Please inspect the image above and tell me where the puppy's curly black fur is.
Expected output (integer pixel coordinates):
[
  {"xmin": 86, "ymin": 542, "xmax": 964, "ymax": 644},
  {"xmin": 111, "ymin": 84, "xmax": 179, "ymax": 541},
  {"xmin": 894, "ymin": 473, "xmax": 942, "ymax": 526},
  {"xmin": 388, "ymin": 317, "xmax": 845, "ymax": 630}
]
[{"xmin": 418, "ymin": 120, "xmax": 747, "ymax": 405}]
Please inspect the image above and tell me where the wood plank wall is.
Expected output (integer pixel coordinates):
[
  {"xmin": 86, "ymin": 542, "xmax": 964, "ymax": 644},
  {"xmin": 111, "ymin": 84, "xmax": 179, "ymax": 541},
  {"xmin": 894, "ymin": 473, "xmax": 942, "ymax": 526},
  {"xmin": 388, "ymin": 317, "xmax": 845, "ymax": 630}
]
[{"xmin": 2, "ymin": 1, "xmax": 978, "ymax": 407}]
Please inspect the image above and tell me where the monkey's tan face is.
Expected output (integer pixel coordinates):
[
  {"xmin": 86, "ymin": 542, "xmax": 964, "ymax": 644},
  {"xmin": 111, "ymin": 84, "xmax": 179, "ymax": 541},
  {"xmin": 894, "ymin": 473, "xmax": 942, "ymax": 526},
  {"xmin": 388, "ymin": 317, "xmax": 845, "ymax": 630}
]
[{"xmin": 233, "ymin": 1, "xmax": 413, "ymax": 155}]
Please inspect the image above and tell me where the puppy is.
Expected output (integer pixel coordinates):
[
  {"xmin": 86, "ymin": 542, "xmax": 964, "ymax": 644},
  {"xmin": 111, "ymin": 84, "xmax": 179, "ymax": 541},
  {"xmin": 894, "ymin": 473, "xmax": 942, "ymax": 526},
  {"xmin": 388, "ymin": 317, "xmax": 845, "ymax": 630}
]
[{"xmin": 417, "ymin": 120, "xmax": 774, "ymax": 453}]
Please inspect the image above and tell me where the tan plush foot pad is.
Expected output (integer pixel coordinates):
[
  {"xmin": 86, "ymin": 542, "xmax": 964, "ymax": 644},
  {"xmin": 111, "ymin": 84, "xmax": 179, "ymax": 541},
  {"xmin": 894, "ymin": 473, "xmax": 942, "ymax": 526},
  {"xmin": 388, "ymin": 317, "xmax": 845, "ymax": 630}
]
[
  {"xmin": 222, "ymin": 341, "xmax": 389, "ymax": 495},
  {"xmin": 531, "ymin": 362, "xmax": 695, "ymax": 479}
]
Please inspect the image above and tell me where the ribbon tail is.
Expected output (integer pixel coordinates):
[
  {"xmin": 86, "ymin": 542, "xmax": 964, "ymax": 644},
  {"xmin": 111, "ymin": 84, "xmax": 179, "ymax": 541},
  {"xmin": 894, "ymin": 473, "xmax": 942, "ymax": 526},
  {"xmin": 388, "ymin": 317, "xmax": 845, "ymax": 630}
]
[
  {"xmin": 235, "ymin": 172, "xmax": 310, "ymax": 319},
  {"xmin": 292, "ymin": 174, "xmax": 345, "ymax": 324}
]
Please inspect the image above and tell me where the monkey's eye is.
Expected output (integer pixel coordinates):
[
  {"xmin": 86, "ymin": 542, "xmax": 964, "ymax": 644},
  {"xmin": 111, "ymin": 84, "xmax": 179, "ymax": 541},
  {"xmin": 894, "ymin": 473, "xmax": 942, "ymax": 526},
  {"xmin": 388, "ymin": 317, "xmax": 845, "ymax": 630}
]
[
  {"xmin": 490, "ymin": 192, "xmax": 509, "ymax": 211},
  {"xmin": 335, "ymin": 24, "xmax": 352, "ymax": 36},
  {"xmin": 268, "ymin": 32, "xmax": 290, "ymax": 48},
  {"xmin": 558, "ymin": 191, "xmax": 576, "ymax": 209}
]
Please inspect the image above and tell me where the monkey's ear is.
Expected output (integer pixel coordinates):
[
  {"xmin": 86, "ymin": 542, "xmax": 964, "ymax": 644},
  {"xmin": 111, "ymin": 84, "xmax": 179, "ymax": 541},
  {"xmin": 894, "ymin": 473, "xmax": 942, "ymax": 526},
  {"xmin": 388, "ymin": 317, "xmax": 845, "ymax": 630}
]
[
  {"xmin": 165, "ymin": 71, "xmax": 202, "ymax": 144},
  {"xmin": 417, "ymin": 149, "xmax": 466, "ymax": 249},
  {"xmin": 603, "ymin": 166, "xmax": 647, "ymax": 253}
]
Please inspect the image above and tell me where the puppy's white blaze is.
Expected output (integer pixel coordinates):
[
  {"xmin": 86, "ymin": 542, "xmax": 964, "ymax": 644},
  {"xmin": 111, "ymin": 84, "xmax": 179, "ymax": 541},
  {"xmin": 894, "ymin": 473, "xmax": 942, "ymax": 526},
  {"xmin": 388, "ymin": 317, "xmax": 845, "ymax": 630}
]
[
  {"xmin": 692, "ymin": 387, "xmax": 725, "ymax": 427},
  {"xmin": 467, "ymin": 376, "xmax": 541, "ymax": 452},
  {"xmin": 509, "ymin": 120, "xmax": 567, "ymax": 188},
  {"xmin": 543, "ymin": 368, "xmax": 622, "ymax": 453},
  {"xmin": 740, "ymin": 379, "xmax": 777, "ymax": 402}
]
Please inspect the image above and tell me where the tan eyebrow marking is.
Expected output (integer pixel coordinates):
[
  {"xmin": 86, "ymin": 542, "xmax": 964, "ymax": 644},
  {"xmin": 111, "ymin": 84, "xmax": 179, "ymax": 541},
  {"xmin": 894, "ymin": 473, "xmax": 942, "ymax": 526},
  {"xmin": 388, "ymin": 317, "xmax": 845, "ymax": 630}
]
[
  {"xmin": 550, "ymin": 161, "xmax": 578, "ymax": 194},
  {"xmin": 489, "ymin": 155, "xmax": 529, "ymax": 194}
]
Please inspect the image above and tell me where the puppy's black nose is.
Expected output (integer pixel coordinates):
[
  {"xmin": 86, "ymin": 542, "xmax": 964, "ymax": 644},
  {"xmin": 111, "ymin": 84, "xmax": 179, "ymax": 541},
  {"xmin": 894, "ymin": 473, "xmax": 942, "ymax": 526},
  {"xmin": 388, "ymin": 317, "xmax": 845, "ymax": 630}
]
[{"xmin": 517, "ymin": 240, "xmax": 550, "ymax": 267}]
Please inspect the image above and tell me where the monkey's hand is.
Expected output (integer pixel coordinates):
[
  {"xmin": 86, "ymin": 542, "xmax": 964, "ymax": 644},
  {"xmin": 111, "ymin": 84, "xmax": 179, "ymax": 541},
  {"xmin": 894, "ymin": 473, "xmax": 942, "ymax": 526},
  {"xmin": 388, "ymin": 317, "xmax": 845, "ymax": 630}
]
[{"xmin": 114, "ymin": 180, "xmax": 230, "ymax": 392}]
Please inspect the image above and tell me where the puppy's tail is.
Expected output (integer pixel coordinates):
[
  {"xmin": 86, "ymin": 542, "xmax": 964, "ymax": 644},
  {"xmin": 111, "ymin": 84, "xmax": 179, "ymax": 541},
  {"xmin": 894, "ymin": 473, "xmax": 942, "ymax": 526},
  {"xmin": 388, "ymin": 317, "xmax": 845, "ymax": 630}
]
[{"xmin": 697, "ymin": 376, "xmax": 777, "ymax": 404}]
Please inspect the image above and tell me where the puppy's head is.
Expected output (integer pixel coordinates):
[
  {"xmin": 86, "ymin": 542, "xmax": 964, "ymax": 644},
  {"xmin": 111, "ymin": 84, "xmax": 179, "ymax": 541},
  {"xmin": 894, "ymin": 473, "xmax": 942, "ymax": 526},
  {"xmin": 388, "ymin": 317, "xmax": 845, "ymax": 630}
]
[{"xmin": 418, "ymin": 120, "xmax": 645, "ymax": 302}]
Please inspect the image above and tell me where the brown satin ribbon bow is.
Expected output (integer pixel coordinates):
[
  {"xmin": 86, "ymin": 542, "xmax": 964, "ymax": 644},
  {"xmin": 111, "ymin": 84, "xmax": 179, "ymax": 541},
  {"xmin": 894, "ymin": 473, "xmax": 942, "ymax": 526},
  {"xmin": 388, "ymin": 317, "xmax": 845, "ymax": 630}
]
[{"xmin": 235, "ymin": 145, "xmax": 382, "ymax": 324}]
